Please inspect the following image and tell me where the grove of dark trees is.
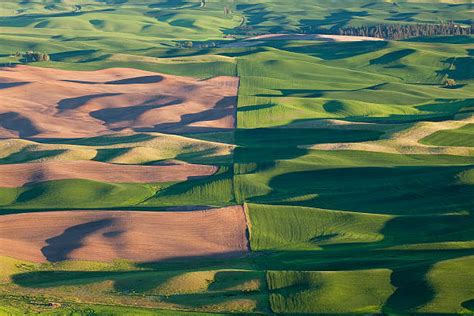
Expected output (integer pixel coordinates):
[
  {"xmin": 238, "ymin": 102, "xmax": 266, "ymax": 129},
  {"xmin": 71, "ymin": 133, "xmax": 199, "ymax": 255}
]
[{"xmin": 303, "ymin": 22, "xmax": 473, "ymax": 40}]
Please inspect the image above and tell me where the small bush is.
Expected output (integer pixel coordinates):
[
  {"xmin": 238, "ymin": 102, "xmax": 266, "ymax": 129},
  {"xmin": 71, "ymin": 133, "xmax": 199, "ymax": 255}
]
[{"xmin": 20, "ymin": 51, "xmax": 50, "ymax": 63}]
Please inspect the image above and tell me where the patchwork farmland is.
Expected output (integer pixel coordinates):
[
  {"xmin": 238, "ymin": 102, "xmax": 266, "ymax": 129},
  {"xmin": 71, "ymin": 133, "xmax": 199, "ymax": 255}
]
[{"xmin": 0, "ymin": 0, "xmax": 473, "ymax": 314}]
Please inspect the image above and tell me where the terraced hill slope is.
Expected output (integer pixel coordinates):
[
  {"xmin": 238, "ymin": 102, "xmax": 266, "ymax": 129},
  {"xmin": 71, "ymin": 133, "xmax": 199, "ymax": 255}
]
[{"xmin": 0, "ymin": 0, "xmax": 473, "ymax": 314}]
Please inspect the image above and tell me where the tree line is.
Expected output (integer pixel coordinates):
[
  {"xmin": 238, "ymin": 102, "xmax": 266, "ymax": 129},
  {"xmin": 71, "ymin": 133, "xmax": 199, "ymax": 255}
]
[{"xmin": 303, "ymin": 21, "xmax": 473, "ymax": 40}]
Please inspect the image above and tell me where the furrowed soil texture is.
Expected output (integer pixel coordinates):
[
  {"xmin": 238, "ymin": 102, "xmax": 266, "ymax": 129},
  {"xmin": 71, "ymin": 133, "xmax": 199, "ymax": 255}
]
[
  {"xmin": 0, "ymin": 65, "xmax": 239, "ymax": 138},
  {"xmin": 0, "ymin": 0, "xmax": 473, "ymax": 314},
  {"xmin": 0, "ymin": 206, "xmax": 248, "ymax": 263}
]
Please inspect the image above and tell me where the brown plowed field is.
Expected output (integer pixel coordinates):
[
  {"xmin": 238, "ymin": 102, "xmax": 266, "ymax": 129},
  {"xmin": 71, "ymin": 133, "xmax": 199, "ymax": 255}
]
[
  {"xmin": 246, "ymin": 33, "xmax": 385, "ymax": 41},
  {"xmin": 0, "ymin": 65, "xmax": 239, "ymax": 138},
  {"xmin": 0, "ymin": 160, "xmax": 217, "ymax": 187},
  {"xmin": 0, "ymin": 206, "xmax": 249, "ymax": 262}
]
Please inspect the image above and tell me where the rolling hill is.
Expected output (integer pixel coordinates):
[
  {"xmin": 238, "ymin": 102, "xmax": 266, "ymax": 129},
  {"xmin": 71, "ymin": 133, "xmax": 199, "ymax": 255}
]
[{"xmin": 0, "ymin": 0, "xmax": 473, "ymax": 314}]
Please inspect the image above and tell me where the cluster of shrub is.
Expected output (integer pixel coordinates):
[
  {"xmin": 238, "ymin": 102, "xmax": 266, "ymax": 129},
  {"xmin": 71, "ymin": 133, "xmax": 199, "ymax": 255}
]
[
  {"xmin": 303, "ymin": 21, "xmax": 473, "ymax": 40},
  {"xmin": 14, "ymin": 51, "xmax": 50, "ymax": 63},
  {"xmin": 175, "ymin": 41, "xmax": 218, "ymax": 48}
]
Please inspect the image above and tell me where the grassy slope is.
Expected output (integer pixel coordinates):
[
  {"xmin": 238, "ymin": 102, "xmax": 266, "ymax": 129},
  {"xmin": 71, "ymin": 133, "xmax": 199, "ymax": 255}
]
[
  {"xmin": 236, "ymin": 40, "xmax": 473, "ymax": 128},
  {"xmin": 0, "ymin": 132, "xmax": 234, "ymax": 165},
  {"xmin": 233, "ymin": 0, "xmax": 473, "ymax": 33},
  {"xmin": 421, "ymin": 123, "xmax": 474, "ymax": 147},
  {"xmin": 0, "ymin": 0, "xmax": 473, "ymax": 314},
  {"xmin": 267, "ymin": 269, "xmax": 394, "ymax": 313},
  {"xmin": 0, "ymin": 256, "xmax": 269, "ymax": 314}
]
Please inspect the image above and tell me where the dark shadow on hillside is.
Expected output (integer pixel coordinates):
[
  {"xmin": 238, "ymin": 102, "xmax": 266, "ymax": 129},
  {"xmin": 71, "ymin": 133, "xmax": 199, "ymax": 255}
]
[
  {"xmin": 370, "ymin": 49, "xmax": 416, "ymax": 65},
  {"xmin": 259, "ymin": 246, "xmax": 474, "ymax": 312},
  {"xmin": 234, "ymin": 128, "xmax": 383, "ymax": 148},
  {"xmin": 136, "ymin": 96, "xmax": 236, "ymax": 134},
  {"xmin": 0, "ymin": 9, "xmax": 115, "ymax": 27},
  {"xmin": 218, "ymin": 47, "xmax": 268, "ymax": 58},
  {"xmin": 386, "ymin": 266, "xmax": 434, "ymax": 313},
  {"xmin": 175, "ymin": 147, "xmax": 233, "ymax": 165},
  {"xmin": 12, "ymin": 252, "xmax": 251, "ymax": 289},
  {"xmin": 417, "ymin": 98, "xmax": 472, "ymax": 113},
  {"xmin": 13, "ymin": 247, "xmax": 473, "ymax": 313},
  {"xmin": 57, "ymin": 93, "xmax": 122, "ymax": 112},
  {"xmin": 255, "ymin": 83, "xmax": 389, "ymax": 98},
  {"xmin": 90, "ymin": 99, "xmax": 181, "ymax": 125},
  {"xmin": 34, "ymin": 133, "xmax": 155, "ymax": 146},
  {"xmin": 50, "ymin": 50, "xmax": 98, "ymax": 62},
  {"xmin": 348, "ymin": 113, "xmax": 461, "ymax": 124},
  {"xmin": 386, "ymin": 12, "xmax": 417, "ymax": 22},
  {"xmin": 0, "ymin": 149, "xmax": 66, "ymax": 164},
  {"xmin": 379, "ymin": 214, "xmax": 474, "ymax": 312},
  {"xmin": 238, "ymin": 103, "xmax": 278, "ymax": 112},
  {"xmin": 92, "ymin": 148, "xmax": 130, "ymax": 162},
  {"xmin": 323, "ymin": 100, "xmax": 344, "ymax": 113},
  {"xmin": 234, "ymin": 3, "xmax": 273, "ymax": 33},
  {"xmin": 281, "ymin": 40, "xmax": 389, "ymax": 60},
  {"xmin": 10, "ymin": 251, "xmax": 269, "ymax": 309},
  {"xmin": 234, "ymin": 147, "xmax": 308, "ymax": 163},
  {"xmin": 382, "ymin": 214, "xmax": 474, "ymax": 246},
  {"xmin": 41, "ymin": 218, "xmax": 114, "ymax": 262},
  {"xmin": 404, "ymin": 35, "xmax": 474, "ymax": 44},
  {"xmin": 106, "ymin": 75, "xmax": 164, "ymax": 85},
  {"xmin": 462, "ymin": 299, "xmax": 474, "ymax": 311},
  {"xmin": 148, "ymin": 0, "xmax": 195, "ymax": 9},
  {"xmin": 154, "ymin": 47, "xmax": 212, "ymax": 58},
  {"xmin": 300, "ymin": 10, "xmax": 369, "ymax": 32},
  {"xmin": 142, "ymin": 166, "xmax": 235, "ymax": 206},
  {"xmin": 285, "ymin": 97, "xmax": 470, "ymax": 125},
  {"xmin": 438, "ymin": 57, "xmax": 474, "ymax": 80},
  {"xmin": 257, "ymin": 165, "xmax": 474, "ymax": 215},
  {"xmin": 0, "ymin": 81, "xmax": 29, "ymax": 89},
  {"xmin": 0, "ymin": 112, "xmax": 40, "ymax": 138}
]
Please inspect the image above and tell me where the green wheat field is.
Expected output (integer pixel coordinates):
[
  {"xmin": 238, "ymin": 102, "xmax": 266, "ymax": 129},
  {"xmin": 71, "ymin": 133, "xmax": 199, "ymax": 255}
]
[{"xmin": 0, "ymin": 0, "xmax": 473, "ymax": 314}]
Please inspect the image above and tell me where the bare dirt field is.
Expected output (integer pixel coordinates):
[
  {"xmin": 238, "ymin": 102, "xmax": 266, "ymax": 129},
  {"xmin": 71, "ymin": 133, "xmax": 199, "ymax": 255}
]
[
  {"xmin": 0, "ymin": 160, "xmax": 217, "ymax": 187},
  {"xmin": 0, "ymin": 206, "xmax": 249, "ymax": 262},
  {"xmin": 221, "ymin": 34, "xmax": 384, "ymax": 48},
  {"xmin": 0, "ymin": 65, "xmax": 239, "ymax": 138},
  {"xmin": 246, "ymin": 34, "xmax": 385, "ymax": 42}
]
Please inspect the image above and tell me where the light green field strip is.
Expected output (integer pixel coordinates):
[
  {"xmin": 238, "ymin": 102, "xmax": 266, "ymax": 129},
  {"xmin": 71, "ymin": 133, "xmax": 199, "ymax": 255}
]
[
  {"xmin": 3, "ymin": 254, "xmax": 474, "ymax": 314},
  {"xmin": 0, "ymin": 1, "xmax": 472, "ymax": 314},
  {"xmin": 232, "ymin": 0, "xmax": 472, "ymax": 33},
  {"xmin": 0, "ymin": 132, "xmax": 233, "ymax": 165},
  {"xmin": 266, "ymin": 259, "xmax": 474, "ymax": 314},
  {"xmin": 246, "ymin": 204, "xmax": 388, "ymax": 250},
  {"xmin": 421, "ymin": 123, "xmax": 474, "ymax": 147},
  {"xmin": 0, "ymin": 1, "xmax": 242, "ymax": 41},
  {"xmin": 236, "ymin": 40, "xmax": 474, "ymax": 128},
  {"xmin": 1, "ymin": 0, "xmax": 471, "ymax": 37},
  {"xmin": 245, "ymin": 203, "xmax": 474, "ymax": 251},
  {"xmin": 1, "ymin": 148, "xmax": 473, "ymax": 213},
  {"xmin": 0, "ymin": 256, "xmax": 269, "ymax": 314},
  {"xmin": 0, "ymin": 166, "xmax": 235, "ymax": 211},
  {"xmin": 421, "ymin": 255, "xmax": 474, "ymax": 313},
  {"xmin": 0, "ymin": 45, "xmax": 238, "ymax": 78},
  {"xmin": 235, "ymin": 153, "xmax": 474, "ymax": 215},
  {"xmin": 305, "ymin": 114, "xmax": 474, "ymax": 156},
  {"xmin": 267, "ymin": 269, "xmax": 394, "ymax": 314},
  {"xmin": 246, "ymin": 203, "xmax": 474, "ymax": 313}
]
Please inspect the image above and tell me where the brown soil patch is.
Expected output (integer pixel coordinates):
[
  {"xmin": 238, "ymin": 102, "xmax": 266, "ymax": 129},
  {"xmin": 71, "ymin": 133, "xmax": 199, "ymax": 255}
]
[
  {"xmin": 246, "ymin": 34, "xmax": 384, "ymax": 42},
  {"xmin": 0, "ymin": 206, "xmax": 249, "ymax": 262},
  {"xmin": 0, "ymin": 65, "xmax": 239, "ymax": 138},
  {"xmin": 0, "ymin": 160, "xmax": 217, "ymax": 187}
]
